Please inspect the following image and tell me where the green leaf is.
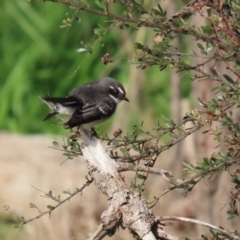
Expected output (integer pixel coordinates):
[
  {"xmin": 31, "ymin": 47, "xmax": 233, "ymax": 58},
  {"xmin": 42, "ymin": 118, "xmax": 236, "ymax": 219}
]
[
  {"xmin": 134, "ymin": 42, "xmax": 143, "ymax": 49},
  {"xmin": 132, "ymin": 144, "xmax": 141, "ymax": 153},
  {"xmin": 13, "ymin": 224, "xmax": 20, "ymax": 228},
  {"xmin": 197, "ymin": 43, "xmax": 205, "ymax": 51},
  {"xmin": 52, "ymin": 141, "xmax": 59, "ymax": 147},
  {"xmin": 85, "ymin": 45, "xmax": 92, "ymax": 54},
  {"xmin": 203, "ymin": 157, "xmax": 209, "ymax": 165},
  {"xmin": 212, "ymin": 99, "xmax": 219, "ymax": 107},
  {"xmin": 169, "ymin": 132, "xmax": 178, "ymax": 138},
  {"xmin": 47, "ymin": 205, "xmax": 55, "ymax": 210},
  {"xmin": 201, "ymin": 24, "xmax": 213, "ymax": 35},
  {"xmin": 169, "ymin": 183, "xmax": 175, "ymax": 188},
  {"xmin": 182, "ymin": 162, "xmax": 195, "ymax": 172},
  {"xmin": 120, "ymin": 147, "xmax": 128, "ymax": 157},
  {"xmin": 95, "ymin": 0, "xmax": 105, "ymax": 10},
  {"xmin": 146, "ymin": 196, "xmax": 157, "ymax": 204},
  {"xmin": 157, "ymin": 4, "xmax": 164, "ymax": 15},
  {"xmin": 29, "ymin": 203, "xmax": 36, "ymax": 208},
  {"xmin": 210, "ymin": 68, "xmax": 219, "ymax": 77},
  {"xmin": 209, "ymin": 229, "xmax": 217, "ymax": 237},
  {"xmin": 130, "ymin": 182, "xmax": 138, "ymax": 191},
  {"xmin": 63, "ymin": 152, "xmax": 73, "ymax": 158},
  {"xmin": 137, "ymin": 173, "xmax": 146, "ymax": 179},
  {"xmin": 223, "ymin": 74, "xmax": 235, "ymax": 84},
  {"xmin": 202, "ymin": 129, "xmax": 210, "ymax": 134},
  {"xmin": 176, "ymin": 179, "xmax": 183, "ymax": 183},
  {"xmin": 159, "ymin": 64, "xmax": 167, "ymax": 71}
]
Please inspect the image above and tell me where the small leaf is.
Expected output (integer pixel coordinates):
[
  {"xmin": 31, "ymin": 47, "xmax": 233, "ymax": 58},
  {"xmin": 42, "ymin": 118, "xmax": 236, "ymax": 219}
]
[
  {"xmin": 29, "ymin": 203, "xmax": 36, "ymax": 208},
  {"xmin": 159, "ymin": 64, "xmax": 167, "ymax": 71},
  {"xmin": 182, "ymin": 162, "xmax": 195, "ymax": 171},
  {"xmin": 201, "ymin": 24, "xmax": 213, "ymax": 35},
  {"xmin": 146, "ymin": 197, "xmax": 157, "ymax": 204},
  {"xmin": 202, "ymin": 129, "xmax": 210, "ymax": 134},
  {"xmin": 210, "ymin": 68, "xmax": 218, "ymax": 77},
  {"xmin": 86, "ymin": 45, "xmax": 92, "ymax": 54},
  {"xmin": 47, "ymin": 205, "xmax": 55, "ymax": 210},
  {"xmin": 223, "ymin": 74, "xmax": 235, "ymax": 84},
  {"xmin": 120, "ymin": 147, "xmax": 129, "ymax": 157},
  {"xmin": 52, "ymin": 141, "xmax": 59, "ymax": 147},
  {"xmin": 197, "ymin": 43, "xmax": 205, "ymax": 51},
  {"xmin": 132, "ymin": 144, "xmax": 141, "ymax": 153},
  {"xmin": 137, "ymin": 174, "xmax": 146, "ymax": 179},
  {"xmin": 157, "ymin": 4, "xmax": 164, "ymax": 15},
  {"xmin": 13, "ymin": 224, "xmax": 20, "ymax": 228},
  {"xmin": 134, "ymin": 42, "xmax": 143, "ymax": 49},
  {"xmin": 169, "ymin": 132, "xmax": 178, "ymax": 139},
  {"xmin": 176, "ymin": 179, "xmax": 183, "ymax": 183}
]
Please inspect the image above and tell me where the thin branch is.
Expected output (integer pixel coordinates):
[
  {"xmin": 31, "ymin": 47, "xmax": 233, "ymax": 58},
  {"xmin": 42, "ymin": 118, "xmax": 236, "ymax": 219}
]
[
  {"xmin": 87, "ymin": 224, "xmax": 108, "ymax": 240},
  {"xmin": 157, "ymin": 124, "xmax": 204, "ymax": 155},
  {"xmin": 156, "ymin": 158, "xmax": 240, "ymax": 201},
  {"xmin": 23, "ymin": 179, "xmax": 93, "ymax": 225},
  {"xmin": 117, "ymin": 163, "xmax": 173, "ymax": 181},
  {"xmin": 158, "ymin": 216, "xmax": 240, "ymax": 240}
]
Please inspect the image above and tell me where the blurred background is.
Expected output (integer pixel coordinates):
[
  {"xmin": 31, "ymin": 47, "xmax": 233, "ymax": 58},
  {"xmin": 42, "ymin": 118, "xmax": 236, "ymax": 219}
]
[{"xmin": 0, "ymin": 0, "xmax": 238, "ymax": 239}]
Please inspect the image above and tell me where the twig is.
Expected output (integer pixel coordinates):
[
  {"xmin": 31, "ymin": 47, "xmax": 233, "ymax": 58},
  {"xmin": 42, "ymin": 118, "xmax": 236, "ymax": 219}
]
[
  {"xmin": 156, "ymin": 158, "xmax": 240, "ymax": 201},
  {"xmin": 23, "ymin": 179, "xmax": 93, "ymax": 225},
  {"xmin": 87, "ymin": 224, "xmax": 108, "ymax": 240},
  {"xmin": 157, "ymin": 124, "xmax": 203, "ymax": 155},
  {"xmin": 117, "ymin": 163, "xmax": 173, "ymax": 181},
  {"xmin": 158, "ymin": 216, "xmax": 240, "ymax": 240}
]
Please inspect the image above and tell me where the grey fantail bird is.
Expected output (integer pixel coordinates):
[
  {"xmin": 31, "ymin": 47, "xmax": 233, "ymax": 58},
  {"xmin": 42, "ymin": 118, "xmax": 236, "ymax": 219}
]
[{"xmin": 41, "ymin": 77, "xmax": 129, "ymax": 129}]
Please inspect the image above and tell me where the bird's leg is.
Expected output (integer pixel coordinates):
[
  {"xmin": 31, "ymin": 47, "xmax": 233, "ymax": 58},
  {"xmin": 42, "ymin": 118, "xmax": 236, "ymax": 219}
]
[{"xmin": 76, "ymin": 126, "xmax": 98, "ymax": 139}]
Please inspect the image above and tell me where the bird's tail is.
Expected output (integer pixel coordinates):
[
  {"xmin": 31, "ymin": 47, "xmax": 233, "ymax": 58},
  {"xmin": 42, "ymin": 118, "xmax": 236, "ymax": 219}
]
[{"xmin": 40, "ymin": 96, "xmax": 80, "ymax": 121}]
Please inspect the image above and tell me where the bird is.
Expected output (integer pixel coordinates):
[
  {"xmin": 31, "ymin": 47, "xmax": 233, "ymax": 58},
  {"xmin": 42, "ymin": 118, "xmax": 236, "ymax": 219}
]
[{"xmin": 41, "ymin": 77, "xmax": 129, "ymax": 130}]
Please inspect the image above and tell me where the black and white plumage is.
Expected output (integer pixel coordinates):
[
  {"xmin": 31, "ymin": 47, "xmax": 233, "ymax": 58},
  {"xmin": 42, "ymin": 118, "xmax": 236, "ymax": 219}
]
[{"xmin": 41, "ymin": 77, "xmax": 129, "ymax": 129}]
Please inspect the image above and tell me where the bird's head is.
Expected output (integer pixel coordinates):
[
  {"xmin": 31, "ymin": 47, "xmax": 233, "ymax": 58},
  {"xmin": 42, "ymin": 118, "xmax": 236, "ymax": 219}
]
[
  {"xmin": 98, "ymin": 77, "xmax": 129, "ymax": 103},
  {"xmin": 108, "ymin": 84, "xmax": 129, "ymax": 103}
]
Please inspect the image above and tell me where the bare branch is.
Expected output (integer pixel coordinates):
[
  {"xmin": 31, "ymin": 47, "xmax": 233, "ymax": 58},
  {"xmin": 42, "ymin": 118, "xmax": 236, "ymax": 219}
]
[
  {"xmin": 156, "ymin": 158, "xmax": 240, "ymax": 201},
  {"xmin": 158, "ymin": 216, "xmax": 240, "ymax": 240},
  {"xmin": 87, "ymin": 224, "xmax": 107, "ymax": 240},
  {"xmin": 23, "ymin": 179, "xmax": 93, "ymax": 225},
  {"xmin": 117, "ymin": 163, "xmax": 173, "ymax": 181}
]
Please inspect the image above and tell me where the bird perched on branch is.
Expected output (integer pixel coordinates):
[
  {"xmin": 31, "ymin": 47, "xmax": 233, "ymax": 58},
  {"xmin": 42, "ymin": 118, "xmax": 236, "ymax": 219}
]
[{"xmin": 41, "ymin": 77, "xmax": 129, "ymax": 130}]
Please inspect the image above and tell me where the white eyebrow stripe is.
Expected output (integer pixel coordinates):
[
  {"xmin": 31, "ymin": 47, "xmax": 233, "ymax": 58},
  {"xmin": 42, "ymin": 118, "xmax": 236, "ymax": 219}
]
[{"xmin": 118, "ymin": 87, "xmax": 124, "ymax": 94}]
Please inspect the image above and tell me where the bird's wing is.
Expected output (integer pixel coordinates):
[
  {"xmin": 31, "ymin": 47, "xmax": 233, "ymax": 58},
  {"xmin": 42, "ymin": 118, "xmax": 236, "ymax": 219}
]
[
  {"xmin": 41, "ymin": 96, "xmax": 81, "ymax": 108},
  {"xmin": 64, "ymin": 102, "xmax": 116, "ymax": 129}
]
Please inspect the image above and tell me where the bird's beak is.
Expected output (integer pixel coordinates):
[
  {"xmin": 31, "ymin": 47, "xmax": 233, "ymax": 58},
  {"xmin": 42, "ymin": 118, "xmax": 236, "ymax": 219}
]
[{"xmin": 123, "ymin": 96, "xmax": 129, "ymax": 102}]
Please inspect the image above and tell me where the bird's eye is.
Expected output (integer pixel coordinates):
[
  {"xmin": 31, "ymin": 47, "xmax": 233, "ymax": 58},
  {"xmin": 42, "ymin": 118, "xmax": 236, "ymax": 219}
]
[{"xmin": 109, "ymin": 87, "xmax": 118, "ymax": 95}]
